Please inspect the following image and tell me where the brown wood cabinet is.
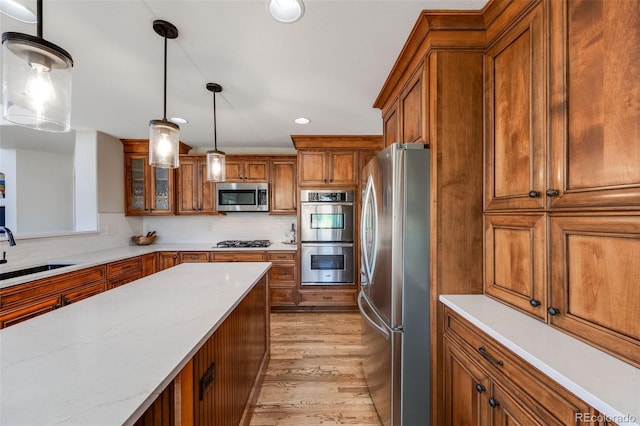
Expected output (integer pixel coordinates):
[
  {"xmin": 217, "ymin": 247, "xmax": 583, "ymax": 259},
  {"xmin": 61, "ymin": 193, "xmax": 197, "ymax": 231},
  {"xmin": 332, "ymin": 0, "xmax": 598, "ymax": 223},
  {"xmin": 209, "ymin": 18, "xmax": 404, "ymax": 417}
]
[
  {"xmin": 483, "ymin": 0, "xmax": 640, "ymax": 369},
  {"xmin": 267, "ymin": 251, "xmax": 297, "ymax": 307},
  {"xmin": 269, "ymin": 156, "xmax": 297, "ymax": 215},
  {"xmin": 179, "ymin": 252, "xmax": 211, "ymax": 263},
  {"xmin": 210, "ymin": 251, "xmax": 266, "ymax": 262},
  {"xmin": 443, "ymin": 306, "xmax": 594, "ymax": 426},
  {"xmin": 383, "ymin": 101, "xmax": 399, "ymax": 147},
  {"xmin": 107, "ymin": 257, "xmax": 143, "ymax": 290},
  {"xmin": 142, "ymin": 252, "xmax": 157, "ymax": 277},
  {"xmin": 485, "ymin": 2, "xmax": 546, "ymax": 211},
  {"xmin": 176, "ymin": 155, "xmax": 217, "ymax": 215},
  {"xmin": 381, "ymin": 64, "xmax": 426, "ymax": 147},
  {"xmin": 297, "ymin": 149, "xmax": 357, "ymax": 186},
  {"xmin": 122, "ymin": 139, "xmax": 191, "ymax": 216},
  {"xmin": 0, "ymin": 266, "xmax": 107, "ymax": 329},
  {"xmin": 224, "ymin": 156, "xmax": 269, "ymax": 182},
  {"xmin": 158, "ymin": 252, "xmax": 179, "ymax": 271}
]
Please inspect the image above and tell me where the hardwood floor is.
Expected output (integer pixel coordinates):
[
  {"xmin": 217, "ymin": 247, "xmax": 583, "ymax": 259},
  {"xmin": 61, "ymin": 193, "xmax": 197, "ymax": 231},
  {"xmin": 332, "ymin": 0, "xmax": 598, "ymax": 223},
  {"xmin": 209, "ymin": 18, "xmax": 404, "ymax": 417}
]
[{"xmin": 249, "ymin": 312, "xmax": 382, "ymax": 425}]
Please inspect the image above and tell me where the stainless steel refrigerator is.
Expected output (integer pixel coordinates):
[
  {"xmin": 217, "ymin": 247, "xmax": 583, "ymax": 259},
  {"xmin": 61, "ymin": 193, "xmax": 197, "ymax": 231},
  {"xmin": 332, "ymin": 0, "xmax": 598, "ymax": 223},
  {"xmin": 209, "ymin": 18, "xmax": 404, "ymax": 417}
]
[{"xmin": 358, "ymin": 143, "xmax": 430, "ymax": 426}]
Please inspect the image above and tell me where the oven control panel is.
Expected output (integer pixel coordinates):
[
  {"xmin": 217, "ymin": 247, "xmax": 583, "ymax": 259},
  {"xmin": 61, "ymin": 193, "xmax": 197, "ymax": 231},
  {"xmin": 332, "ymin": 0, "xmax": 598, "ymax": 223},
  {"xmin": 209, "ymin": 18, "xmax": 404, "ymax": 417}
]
[{"xmin": 301, "ymin": 190, "xmax": 355, "ymax": 203}]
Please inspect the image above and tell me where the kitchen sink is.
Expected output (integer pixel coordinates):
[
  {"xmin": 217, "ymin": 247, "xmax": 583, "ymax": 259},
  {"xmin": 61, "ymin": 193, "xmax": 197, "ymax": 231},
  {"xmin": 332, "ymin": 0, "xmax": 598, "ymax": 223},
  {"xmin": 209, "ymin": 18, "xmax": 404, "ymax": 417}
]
[{"xmin": 0, "ymin": 263, "xmax": 76, "ymax": 281}]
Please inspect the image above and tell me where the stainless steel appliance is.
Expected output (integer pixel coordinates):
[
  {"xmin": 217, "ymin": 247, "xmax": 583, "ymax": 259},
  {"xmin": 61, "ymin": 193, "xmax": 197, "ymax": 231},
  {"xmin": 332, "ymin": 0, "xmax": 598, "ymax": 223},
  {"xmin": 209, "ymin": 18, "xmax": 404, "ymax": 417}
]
[
  {"xmin": 215, "ymin": 240, "xmax": 272, "ymax": 248},
  {"xmin": 216, "ymin": 182, "xmax": 268, "ymax": 212},
  {"xmin": 359, "ymin": 143, "xmax": 430, "ymax": 426},
  {"xmin": 300, "ymin": 243, "xmax": 354, "ymax": 285},
  {"xmin": 300, "ymin": 189, "xmax": 355, "ymax": 286},
  {"xmin": 300, "ymin": 189, "xmax": 354, "ymax": 243}
]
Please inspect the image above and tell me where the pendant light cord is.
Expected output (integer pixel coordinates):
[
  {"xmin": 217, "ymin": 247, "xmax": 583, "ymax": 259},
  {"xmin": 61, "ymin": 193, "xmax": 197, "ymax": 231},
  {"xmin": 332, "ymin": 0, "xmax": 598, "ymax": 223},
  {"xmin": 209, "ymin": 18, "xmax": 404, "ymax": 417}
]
[
  {"xmin": 37, "ymin": 0, "xmax": 42, "ymax": 38},
  {"xmin": 213, "ymin": 91, "xmax": 218, "ymax": 151},
  {"xmin": 163, "ymin": 35, "xmax": 168, "ymax": 120}
]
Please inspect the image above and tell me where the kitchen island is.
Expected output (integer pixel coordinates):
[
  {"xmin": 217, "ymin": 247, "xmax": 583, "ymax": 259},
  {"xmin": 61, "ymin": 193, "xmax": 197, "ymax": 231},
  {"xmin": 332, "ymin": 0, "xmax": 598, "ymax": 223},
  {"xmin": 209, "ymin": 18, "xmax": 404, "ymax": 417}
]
[{"xmin": 0, "ymin": 262, "xmax": 271, "ymax": 425}]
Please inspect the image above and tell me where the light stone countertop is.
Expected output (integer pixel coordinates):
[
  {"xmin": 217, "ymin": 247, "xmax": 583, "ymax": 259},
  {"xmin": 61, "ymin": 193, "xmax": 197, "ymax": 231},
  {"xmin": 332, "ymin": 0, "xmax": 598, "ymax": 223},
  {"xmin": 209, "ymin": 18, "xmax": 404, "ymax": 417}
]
[
  {"xmin": 440, "ymin": 295, "xmax": 640, "ymax": 426},
  {"xmin": 0, "ymin": 262, "xmax": 271, "ymax": 426},
  {"xmin": 0, "ymin": 242, "xmax": 296, "ymax": 289}
]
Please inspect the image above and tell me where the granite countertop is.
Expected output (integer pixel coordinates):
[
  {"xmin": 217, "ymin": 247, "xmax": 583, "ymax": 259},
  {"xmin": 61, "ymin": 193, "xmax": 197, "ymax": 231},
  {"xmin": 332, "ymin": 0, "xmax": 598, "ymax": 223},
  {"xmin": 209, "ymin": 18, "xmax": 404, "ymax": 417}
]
[
  {"xmin": 0, "ymin": 262, "xmax": 271, "ymax": 426},
  {"xmin": 0, "ymin": 242, "xmax": 297, "ymax": 289},
  {"xmin": 440, "ymin": 295, "xmax": 640, "ymax": 426}
]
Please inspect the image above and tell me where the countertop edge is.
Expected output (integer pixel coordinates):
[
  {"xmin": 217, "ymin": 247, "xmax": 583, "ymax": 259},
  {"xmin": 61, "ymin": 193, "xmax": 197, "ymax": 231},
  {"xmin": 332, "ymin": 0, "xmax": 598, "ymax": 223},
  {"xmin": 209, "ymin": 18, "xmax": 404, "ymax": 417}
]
[{"xmin": 439, "ymin": 295, "xmax": 640, "ymax": 426}]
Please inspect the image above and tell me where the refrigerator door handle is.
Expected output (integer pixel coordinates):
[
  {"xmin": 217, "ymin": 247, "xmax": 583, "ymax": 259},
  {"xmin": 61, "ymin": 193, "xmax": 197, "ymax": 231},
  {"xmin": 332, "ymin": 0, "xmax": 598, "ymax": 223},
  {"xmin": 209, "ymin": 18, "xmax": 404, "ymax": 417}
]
[
  {"xmin": 361, "ymin": 176, "xmax": 378, "ymax": 286},
  {"xmin": 358, "ymin": 292, "xmax": 390, "ymax": 340}
]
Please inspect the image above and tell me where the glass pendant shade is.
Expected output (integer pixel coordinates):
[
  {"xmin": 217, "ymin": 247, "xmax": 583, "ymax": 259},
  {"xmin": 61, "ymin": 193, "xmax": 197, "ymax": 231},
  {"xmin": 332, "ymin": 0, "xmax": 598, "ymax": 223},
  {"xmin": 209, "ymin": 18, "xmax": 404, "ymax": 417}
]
[
  {"xmin": 206, "ymin": 149, "xmax": 226, "ymax": 182},
  {"xmin": 149, "ymin": 119, "xmax": 179, "ymax": 169},
  {"xmin": 2, "ymin": 32, "xmax": 73, "ymax": 132}
]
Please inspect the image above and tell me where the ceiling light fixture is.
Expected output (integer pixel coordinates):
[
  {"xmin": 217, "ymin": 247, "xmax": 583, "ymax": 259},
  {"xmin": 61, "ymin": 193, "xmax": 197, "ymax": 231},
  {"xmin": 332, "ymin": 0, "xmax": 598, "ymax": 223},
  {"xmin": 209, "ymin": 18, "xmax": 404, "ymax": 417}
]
[
  {"xmin": 148, "ymin": 19, "xmax": 180, "ymax": 169},
  {"xmin": 0, "ymin": 0, "xmax": 37, "ymax": 23},
  {"xmin": 294, "ymin": 117, "xmax": 310, "ymax": 124},
  {"xmin": 1, "ymin": 0, "xmax": 73, "ymax": 132},
  {"xmin": 205, "ymin": 83, "xmax": 226, "ymax": 182},
  {"xmin": 267, "ymin": 0, "xmax": 305, "ymax": 23}
]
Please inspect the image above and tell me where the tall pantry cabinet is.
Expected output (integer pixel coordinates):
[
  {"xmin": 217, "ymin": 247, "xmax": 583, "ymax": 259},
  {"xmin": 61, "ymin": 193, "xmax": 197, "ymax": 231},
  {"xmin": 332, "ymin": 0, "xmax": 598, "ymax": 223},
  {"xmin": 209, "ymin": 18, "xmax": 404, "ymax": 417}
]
[{"xmin": 484, "ymin": 0, "xmax": 640, "ymax": 368}]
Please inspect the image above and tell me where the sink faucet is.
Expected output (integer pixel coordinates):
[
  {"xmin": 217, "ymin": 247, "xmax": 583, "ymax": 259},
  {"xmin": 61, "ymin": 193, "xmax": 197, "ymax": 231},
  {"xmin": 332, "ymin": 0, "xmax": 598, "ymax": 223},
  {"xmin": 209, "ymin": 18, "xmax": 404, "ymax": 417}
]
[{"xmin": 0, "ymin": 226, "xmax": 16, "ymax": 246}]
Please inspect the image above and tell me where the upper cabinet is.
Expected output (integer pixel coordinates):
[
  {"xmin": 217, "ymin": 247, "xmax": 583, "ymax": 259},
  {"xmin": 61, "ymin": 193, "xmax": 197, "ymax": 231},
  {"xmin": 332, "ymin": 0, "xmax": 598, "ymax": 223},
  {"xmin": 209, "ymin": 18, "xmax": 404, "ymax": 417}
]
[
  {"xmin": 549, "ymin": 0, "xmax": 640, "ymax": 209},
  {"xmin": 292, "ymin": 135, "xmax": 383, "ymax": 187},
  {"xmin": 176, "ymin": 155, "xmax": 217, "ymax": 215},
  {"xmin": 224, "ymin": 156, "xmax": 269, "ymax": 183},
  {"xmin": 269, "ymin": 156, "xmax": 297, "ymax": 214},
  {"xmin": 485, "ymin": 2, "xmax": 546, "ymax": 211},
  {"xmin": 122, "ymin": 139, "xmax": 191, "ymax": 216}
]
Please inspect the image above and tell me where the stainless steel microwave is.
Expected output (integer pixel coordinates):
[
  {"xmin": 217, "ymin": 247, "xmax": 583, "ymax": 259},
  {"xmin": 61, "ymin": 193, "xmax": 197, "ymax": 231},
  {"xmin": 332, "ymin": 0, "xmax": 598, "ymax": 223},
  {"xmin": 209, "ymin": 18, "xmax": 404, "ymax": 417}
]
[{"xmin": 216, "ymin": 182, "xmax": 269, "ymax": 212}]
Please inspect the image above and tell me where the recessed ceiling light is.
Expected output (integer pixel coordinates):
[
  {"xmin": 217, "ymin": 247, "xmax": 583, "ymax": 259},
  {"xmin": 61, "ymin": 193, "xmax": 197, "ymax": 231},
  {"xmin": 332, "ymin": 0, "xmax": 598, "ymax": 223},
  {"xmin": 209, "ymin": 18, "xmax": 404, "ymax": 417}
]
[
  {"xmin": 169, "ymin": 117, "xmax": 188, "ymax": 125},
  {"xmin": 267, "ymin": 0, "xmax": 305, "ymax": 24},
  {"xmin": 295, "ymin": 117, "xmax": 310, "ymax": 125},
  {"xmin": 0, "ymin": 0, "xmax": 37, "ymax": 23}
]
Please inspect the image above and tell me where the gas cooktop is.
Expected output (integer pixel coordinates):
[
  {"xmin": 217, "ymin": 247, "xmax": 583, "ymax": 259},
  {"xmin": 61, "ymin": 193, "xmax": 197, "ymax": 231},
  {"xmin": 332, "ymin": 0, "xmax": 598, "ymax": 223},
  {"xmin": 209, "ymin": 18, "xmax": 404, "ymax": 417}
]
[{"xmin": 215, "ymin": 240, "xmax": 272, "ymax": 248}]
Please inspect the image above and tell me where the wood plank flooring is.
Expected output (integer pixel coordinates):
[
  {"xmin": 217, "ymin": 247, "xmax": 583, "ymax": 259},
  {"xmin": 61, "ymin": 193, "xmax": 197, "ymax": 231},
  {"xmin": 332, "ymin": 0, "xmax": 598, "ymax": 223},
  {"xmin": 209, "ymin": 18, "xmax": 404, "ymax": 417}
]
[{"xmin": 249, "ymin": 312, "xmax": 382, "ymax": 425}]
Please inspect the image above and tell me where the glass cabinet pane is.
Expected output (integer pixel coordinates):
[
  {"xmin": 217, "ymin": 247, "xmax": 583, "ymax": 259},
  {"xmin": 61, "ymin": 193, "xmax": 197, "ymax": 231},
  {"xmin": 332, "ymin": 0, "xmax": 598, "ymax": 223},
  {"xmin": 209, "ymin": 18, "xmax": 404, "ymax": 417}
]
[
  {"xmin": 154, "ymin": 167, "xmax": 169, "ymax": 211},
  {"xmin": 130, "ymin": 158, "xmax": 145, "ymax": 211}
]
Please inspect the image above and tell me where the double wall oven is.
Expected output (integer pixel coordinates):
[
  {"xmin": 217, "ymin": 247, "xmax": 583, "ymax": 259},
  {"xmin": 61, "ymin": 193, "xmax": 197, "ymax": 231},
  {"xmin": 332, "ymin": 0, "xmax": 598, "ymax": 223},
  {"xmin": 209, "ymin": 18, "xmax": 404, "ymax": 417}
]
[{"xmin": 300, "ymin": 189, "xmax": 355, "ymax": 286}]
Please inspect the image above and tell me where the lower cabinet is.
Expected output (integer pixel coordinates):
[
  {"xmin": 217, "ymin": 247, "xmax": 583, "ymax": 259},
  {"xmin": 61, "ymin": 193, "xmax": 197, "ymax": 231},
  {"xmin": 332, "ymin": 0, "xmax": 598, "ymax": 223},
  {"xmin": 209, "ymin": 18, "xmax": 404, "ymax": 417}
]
[
  {"xmin": 158, "ymin": 252, "xmax": 180, "ymax": 271},
  {"xmin": 107, "ymin": 257, "xmax": 143, "ymax": 289},
  {"xmin": 297, "ymin": 289, "xmax": 357, "ymax": 307},
  {"xmin": 134, "ymin": 275, "xmax": 269, "ymax": 426},
  {"xmin": 179, "ymin": 251, "xmax": 211, "ymax": 263},
  {"xmin": 267, "ymin": 251, "xmax": 297, "ymax": 307},
  {"xmin": 443, "ymin": 306, "xmax": 597, "ymax": 426}
]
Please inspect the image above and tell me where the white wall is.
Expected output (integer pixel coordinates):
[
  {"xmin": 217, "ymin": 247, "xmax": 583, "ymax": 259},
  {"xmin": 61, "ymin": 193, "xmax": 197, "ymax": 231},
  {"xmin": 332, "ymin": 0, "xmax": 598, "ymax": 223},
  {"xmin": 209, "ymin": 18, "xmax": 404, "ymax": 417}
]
[{"xmin": 74, "ymin": 131, "xmax": 98, "ymax": 231}]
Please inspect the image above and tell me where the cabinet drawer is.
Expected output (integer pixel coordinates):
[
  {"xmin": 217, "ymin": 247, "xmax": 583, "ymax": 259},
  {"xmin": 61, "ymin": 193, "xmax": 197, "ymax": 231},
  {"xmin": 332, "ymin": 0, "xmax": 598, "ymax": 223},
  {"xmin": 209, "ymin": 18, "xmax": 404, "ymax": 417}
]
[
  {"xmin": 267, "ymin": 251, "xmax": 295, "ymax": 262},
  {"xmin": 107, "ymin": 257, "xmax": 142, "ymax": 278},
  {"xmin": 270, "ymin": 288, "xmax": 296, "ymax": 305},
  {"xmin": 179, "ymin": 252, "xmax": 210, "ymax": 263},
  {"xmin": 444, "ymin": 307, "xmax": 591, "ymax": 425},
  {"xmin": 268, "ymin": 264, "xmax": 295, "ymax": 285},
  {"xmin": 0, "ymin": 266, "xmax": 106, "ymax": 309},
  {"xmin": 0, "ymin": 295, "xmax": 61, "ymax": 329},
  {"xmin": 108, "ymin": 271, "xmax": 142, "ymax": 290},
  {"xmin": 61, "ymin": 282, "xmax": 106, "ymax": 306},
  {"xmin": 211, "ymin": 252, "xmax": 266, "ymax": 262},
  {"xmin": 298, "ymin": 289, "xmax": 356, "ymax": 306}
]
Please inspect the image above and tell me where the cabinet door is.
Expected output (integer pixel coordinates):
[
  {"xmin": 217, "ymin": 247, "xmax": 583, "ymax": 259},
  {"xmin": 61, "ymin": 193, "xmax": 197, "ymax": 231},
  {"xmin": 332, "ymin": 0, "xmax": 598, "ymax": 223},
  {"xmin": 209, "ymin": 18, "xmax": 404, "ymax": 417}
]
[
  {"xmin": 125, "ymin": 154, "xmax": 149, "ymax": 215},
  {"xmin": 142, "ymin": 252, "xmax": 157, "ymax": 276},
  {"xmin": 383, "ymin": 101, "xmax": 399, "ymax": 147},
  {"xmin": 327, "ymin": 151, "xmax": 357, "ymax": 185},
  {"xmin": 298, "ymin": 150, "xmax": 327, "ymax": 185},
  {"xmin": 443, "ymin": 337, "xmax": 490, "ymax": 426},
  {"xmin": 176, "ymin": 156, "xmax": 199, "ymax": 214},
  {"xmin": 485, "ymin": 3, "xmax": 546, "ymax": 210},
  {"xmin": 0, "ymin": 295, "xmax": 60, "ymax": 329},
  {"xmin": 244, "ymin": 159, "xmax": 269, "ymax": 182},
  {"xmin": 549, "ymin": 215, "xmax": 640, "ymax": 367},
  {"xmin": 158, "ymin": 252, "xmax": 179, "ymax": 271},
  {"xmin": 149, "ymin": 166, "xmax": 173, "ymax": 214},
  {"xmin": 224, "ymin": 158, "xmax": 244, "ymax": 182},
  {"xmin": 61, "ymin": 282, "xmax": 105, "ymax": 306},
  {"xmin": 179, "ymin": 252, "xmax": 210, "ymax": 263},
  {"xmin": 484, "ymin": 214, "xmax": 546, "ymax": 320},
  {"xmin": 270, "ymin": 157, "xmax": 297, "ymax": 214},
  {"xmin": 549, "ymin": 0, "xmax": 640, "ymax": 208},
  {"xmin": 198, "ymin": 160, "xmax": 217, "ymax": 213},
  {"xmin": 400, "ymin": 65, "xmax": 426, "ymax": 144},
  {"xmin": 488, "ymin": 382, "xmax": 545, "ymax": 426}
]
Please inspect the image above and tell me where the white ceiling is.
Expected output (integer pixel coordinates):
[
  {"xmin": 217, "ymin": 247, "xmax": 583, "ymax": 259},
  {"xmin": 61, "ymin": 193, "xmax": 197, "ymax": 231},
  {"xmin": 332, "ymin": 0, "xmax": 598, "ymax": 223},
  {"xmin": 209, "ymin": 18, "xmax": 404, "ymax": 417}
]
[{"xmin": 1, "ymin": 0, "xmax": 488, "ymax": 152}]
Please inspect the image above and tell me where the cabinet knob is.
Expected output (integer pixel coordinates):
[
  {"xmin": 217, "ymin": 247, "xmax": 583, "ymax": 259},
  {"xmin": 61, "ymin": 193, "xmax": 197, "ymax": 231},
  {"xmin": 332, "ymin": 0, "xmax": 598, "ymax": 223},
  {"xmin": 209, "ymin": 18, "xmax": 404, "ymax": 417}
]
[
  {"xmin": 528, "ymin": 190, "xmax": 540, "ymax": 198},
  {"xmin": 529, "ymin": 299, "xmax": 541, "ymax": 307},
  {"xmin": 475, "ymin": 383, "xmax": 486, "ymax": 393},
  {"xmin": 64, "ymin": 299, "xmax": 72, "ymax": 305},
  {"xmin": 546, "ymin": 189, "xmax": 559, "ymax": 197},
  {"xmin": 489, "ymin": 398, "xmax": 500, "ymax": 408},
  {"xmin": 54, "ymin": 303, "xmax": 61, "ymax": 309},
  {"xmin": 548, "ymin": 307, "xmax": 560, "ymax": 316}
]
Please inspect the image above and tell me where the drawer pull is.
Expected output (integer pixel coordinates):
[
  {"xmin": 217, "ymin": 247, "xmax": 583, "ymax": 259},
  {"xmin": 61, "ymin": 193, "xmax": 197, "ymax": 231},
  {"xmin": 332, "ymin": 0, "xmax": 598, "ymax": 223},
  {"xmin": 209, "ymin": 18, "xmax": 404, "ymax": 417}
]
[
  {"xmin": 54, "ymin": 303, "xmax": 61, "ymax": 309},
  {"xmin": 475, "ymin": 383, "xmax": 486, "ymax": 393},
  {"xmin": 546, "ymin": 188, "xmax": 559, "ymax": 197},
  {"xmin": 489, "ymin": 398, "xmax": 500, "ymax": 408},
  {"xmin": 64, "ymin": 299, "xmax": 72, "ymax": 305},
  {"xmin": 323, "ymin": 296, "xmax": 333, "ymax": 300},
  {"xmin": 528, "ymin": 190, "xmax": 540, "ymax": 198},
  {"xmin": 529, "ymin": 299, "xmax": 541, "ymax": 307},
  {"xmin": 478, "ymin": 346, "xmax": 504, "ymax": 366},
  {"xmin": 548, "ymin": 307, "xmax": 560, "ymax": 316}
]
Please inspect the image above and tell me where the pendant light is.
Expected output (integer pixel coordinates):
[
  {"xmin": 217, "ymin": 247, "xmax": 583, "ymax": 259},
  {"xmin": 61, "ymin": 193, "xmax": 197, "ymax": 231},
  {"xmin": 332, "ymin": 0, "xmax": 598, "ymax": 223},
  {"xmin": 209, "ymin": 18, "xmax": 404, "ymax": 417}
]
[
  {"xmin": 149, "ymin": 20, "xmax": 179, "ymax": 169},
  {"xmin": 1, "ymin": 0, "xmax": 74, "ymax": 132},
  {"xmin": 206, "ymin": 83, "xmax": 225, "ymax": 182},
  {"xmin": 267, "ymin": 0, "xmax": 305, "ymax": 23}
]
